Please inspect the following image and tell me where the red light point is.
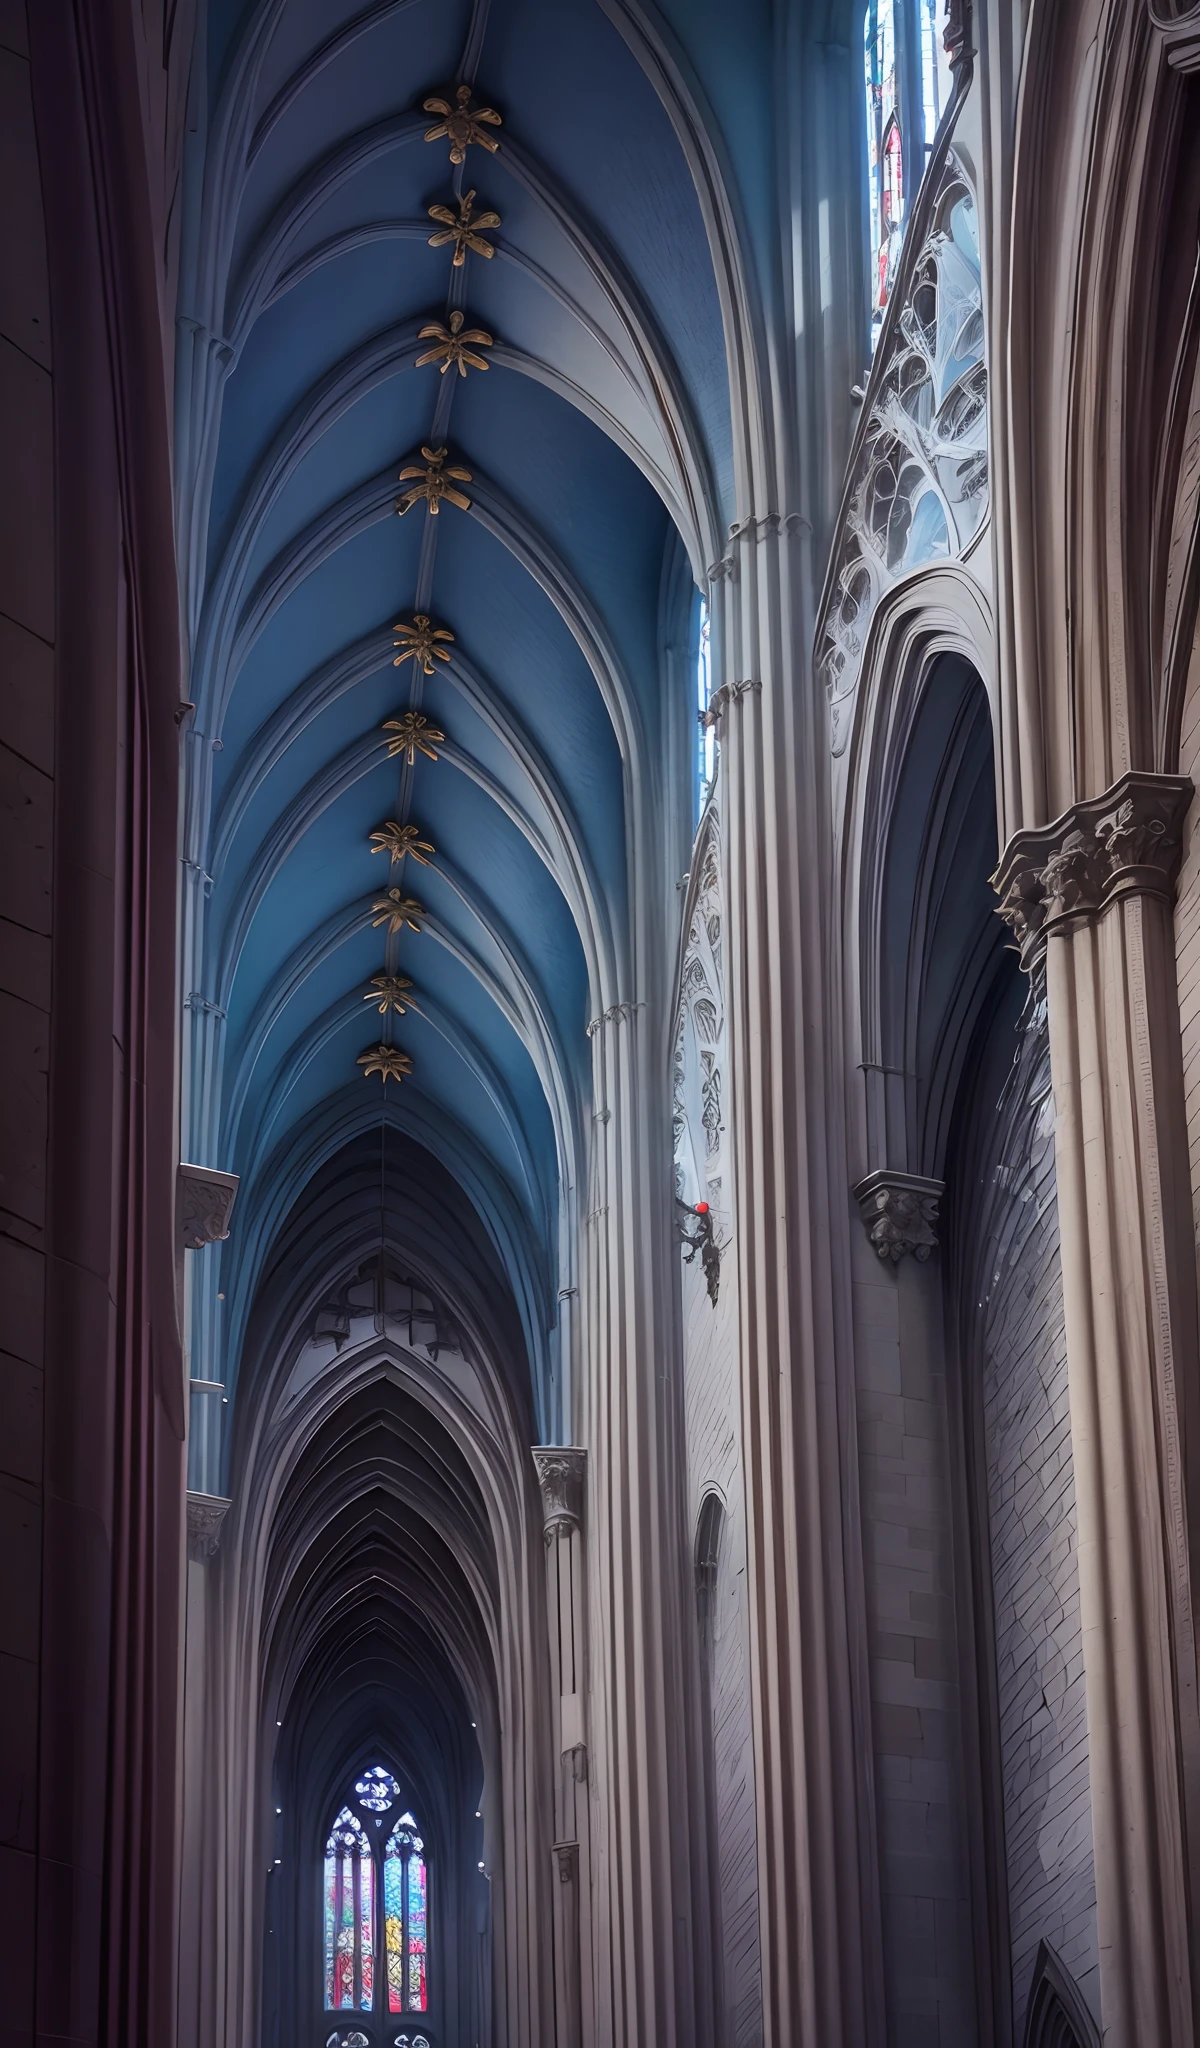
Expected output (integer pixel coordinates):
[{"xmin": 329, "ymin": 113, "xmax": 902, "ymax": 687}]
[{"xmin": 695, "ymin": 1201, "xmax": 709, "ymax": 1215}]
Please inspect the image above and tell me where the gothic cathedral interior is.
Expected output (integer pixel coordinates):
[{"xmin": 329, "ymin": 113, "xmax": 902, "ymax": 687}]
[{"xmin": 3, "ymin": 1, "xmax": 1200, "ymax": 2045}]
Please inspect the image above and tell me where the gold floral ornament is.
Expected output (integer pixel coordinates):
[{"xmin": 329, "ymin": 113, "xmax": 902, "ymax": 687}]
[
  {"xmin": 396, "ymin": 445, "xmax": 472, "ymax": 516},
  {"xmin": 369, "ymin": 821, "xmax": 435, "ymax": 865},
  {"xmin": 382, "ymin": 709, "xmax": 445, "ymax": 765},
  {"xmin": 372, "ymin": 889, "xmax": 426, "ymax": 935},
  {"xmin": 427, "ymin": 190, "xmax": 500, "ymax": 266},
  {"xmin": 358, "ymin": 1043, "xmax": 414, "ymax": 1084},
  {"xmin": 416, "ymin": 308, "xmax": 494, "ymax": 379},
  {"xmin": 393, "ymin": 613, "xmax": 454, "ymax": 675},
  {"xmin": 423, "ymin": 85, "xmax": 502, "ymax": 165},
  {"xmin": 364, "ymin": 974, "xmax": 413, "ymax": 1015}
]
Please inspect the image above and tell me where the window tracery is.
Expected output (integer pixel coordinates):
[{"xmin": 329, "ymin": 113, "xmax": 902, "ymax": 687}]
[
  {"xmin": 819, "ymin": 154, "xmax": 987, "ymax": 755},
  {"xmin": 673, "ymin": 818, "xmax": 726, "ymax": 1228},
  {"xmin": 322, "ymin": 1767, "xmax": 429, "ymax": 2029}
]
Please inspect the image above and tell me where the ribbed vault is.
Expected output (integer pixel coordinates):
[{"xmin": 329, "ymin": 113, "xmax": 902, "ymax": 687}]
[
  {"xmin": 179, "ymin": 0, "xmax": 733, "ymax": 1444},
  {"xmin": 176, "ymin": 3, "xmax": 740, "ymax": 2039}
]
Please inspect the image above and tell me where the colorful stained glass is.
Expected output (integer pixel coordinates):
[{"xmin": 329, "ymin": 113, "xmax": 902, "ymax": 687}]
[
  {"xmin": 323, "ymin": 1808, "xmax": 373, "ymax": 2011},
  {"xmin": 325, "ymin": 1785, "xmax": 428, "ymax": 2022},
  {"xmin": 359, "ymin": 1848, "xmax": 374, "ymax": 2004},
  {"xmin": 354, "ymin": 1764, "xmax": 400, "ymax": 1813},
  {"xmin": 384, "ymin": 1827, "xmax": 406, "ymax": 2013},
  {"xmin": 919, "ymin": 0, "xmax": 954, "ymax": 156},
  {"xmin": 407, "ymin": 1852, "xmax": 427, "ymax": 2010},
  {"xmin": 865, "ymin": 0, "xmax": 903, "ymax": 342}
]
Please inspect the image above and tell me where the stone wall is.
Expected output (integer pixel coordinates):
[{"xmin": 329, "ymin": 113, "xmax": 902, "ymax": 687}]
[
  {"xmin": 681, "ymin": 1247, "xmax": 762, "ymax": 2042},
  {"xmin": 960, "ymin": 985, "xmax": 1099, "ymax": 2037}
]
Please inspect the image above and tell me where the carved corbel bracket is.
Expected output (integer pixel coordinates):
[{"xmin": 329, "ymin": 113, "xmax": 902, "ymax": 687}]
[
  {"xmin": 854, "ymin": 1170, "xmax": 943, "ymax": 1262},
  {"xmin": 177, "ymin": 1162, "xmax": 239, "ymax": 1251},
  {"xmin": 532, "ymin": 1445, "xmax": 586, "ymax": 1540},
  {"xmin": 186, "ymin": 1490, "xmax": 232, "ymax": 1563},
  {"xmin": 991, "ymin": 771, "xmax": 1192, "ymax": 969}
]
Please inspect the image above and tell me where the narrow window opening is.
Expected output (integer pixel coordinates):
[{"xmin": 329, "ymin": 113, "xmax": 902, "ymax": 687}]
[{"xmin": 697, "ymin": 596, "xmax": 714, "ymax": 810}]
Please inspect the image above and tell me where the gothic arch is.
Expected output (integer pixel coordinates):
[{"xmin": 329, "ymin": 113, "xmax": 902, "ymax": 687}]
[{"xmin": 1021, "ymin": 1941, "xmax": 1101, "ymax": 2048}]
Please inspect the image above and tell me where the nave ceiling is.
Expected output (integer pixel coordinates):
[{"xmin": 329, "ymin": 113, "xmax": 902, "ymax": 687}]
[{"xmin": 178, "ymin": 0, "xmax": 740, "ymax": 1442}]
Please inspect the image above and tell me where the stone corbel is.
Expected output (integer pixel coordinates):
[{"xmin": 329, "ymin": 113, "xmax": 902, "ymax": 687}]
[
  {"xmin": 532, "ymin": 1446, "xmax": 586, "ymax": 1540},
  {"xmin": 186, "ymin": 1490, "xmax": 232, "ymax": 1563},
  {"xmin": 177, "ymin": 1162, "xmax": 239, "ymax": 1251},
  {"xmin": 991, "ymin": 771, "xmax": 1192, "ymax": 969},
  {"xmin": 853, "ymin": 1170, "xmax": 942, "ymax": 1262}
]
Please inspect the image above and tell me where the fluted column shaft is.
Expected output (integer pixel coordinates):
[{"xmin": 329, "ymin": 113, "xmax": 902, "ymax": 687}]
[
  {"xmin": 994, "ymin": 771, "xmax": 1200, "ymax": 2044},
  {"xmin": 581, "ymin": 1001, "xmax": 702, "ymax": 2048},
  {"xmin": 718, "ymin": 515, "xmax": 877, "ymax": 2045}
]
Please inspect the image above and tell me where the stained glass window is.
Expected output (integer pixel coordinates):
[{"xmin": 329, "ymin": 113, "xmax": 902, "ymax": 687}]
[
  {"xmin": 354, "ymin": 1766, "xmax": 400, "ymax": 1812},
  {"xmin": 384, "ymin": 1814, "xmax": 428, "ymax": 2013},
  {"xmin": 865, "ymin": 0, "xmax": 903, "ymax": 345},
  {"xmin": 866, "ymin": 1, "xmax": 957, "ymax": 351},
  {"xmin": 323, "ymin": 1770, "xmax": 429, "ymax": 2025},
  {"xmin": 323, "ymin": 1809, "xmax": 374, "ymax": 2011},
  {"xmin": 919, "ymin": 0, "xmax": 954, "ymax": 160}
]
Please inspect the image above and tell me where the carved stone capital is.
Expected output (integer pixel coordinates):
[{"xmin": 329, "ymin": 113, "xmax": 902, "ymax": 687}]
[
  {"xmin": 186, "ymin": 1491, "xmax": 232, "ymax": 1563},
  {"xmin": 177, "ymin": 1163, "xmax": 239, "ymax": 1251},
  {"xmin": 991, "ymin": 772, "xmax": 1192, "ymax": 968},
  {"xmin": 854, "ymin": 1170, "xmax": 943, "ymax": 1262},
  {"xmin": 531, "ymin": 1446, "xmax": 586, "ymax": 1539}
]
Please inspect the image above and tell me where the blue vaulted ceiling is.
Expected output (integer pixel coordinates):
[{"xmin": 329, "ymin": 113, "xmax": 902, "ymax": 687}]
[{"xmin": 178, "ymin": 0, "xmax": 737, "ymax": 1437}]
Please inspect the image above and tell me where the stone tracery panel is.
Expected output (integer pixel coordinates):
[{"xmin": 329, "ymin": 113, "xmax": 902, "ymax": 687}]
[
  {"xmin": 819, "ymin": 151, "xmax": 988, "ymax": 755},
  {"xmin": 672, "ymin": 814, "xmax": 726, "ymax": 1216}
]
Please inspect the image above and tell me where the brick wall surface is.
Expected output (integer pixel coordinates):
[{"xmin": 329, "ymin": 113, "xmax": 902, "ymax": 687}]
[{"xmin": 972, "ymin": 996, "xmax": 1098, "ymax": 2034}]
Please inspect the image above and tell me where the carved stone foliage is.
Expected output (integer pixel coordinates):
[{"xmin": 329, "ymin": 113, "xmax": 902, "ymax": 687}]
[
  {"xmin": 186, "ymin": 1491, "xmax": 232, "ymax": 1563},
  {"xmin": 531, "ymin": 1446, "xmax": 586, "ymax": 1538},
  {"xmin": 992, "ymin": 772, "xmax": 1193, "ymax": 969},
  {"xmin": 176, "ymin": 1163, "xmax": 239, "ymax": 1251},
  {"xmin": 853, "ymin": 1170, "xmax": 943, "ymax": 1262},
  {"xmin": 819, "ymin": 153, "xmax": 988, "ymax": 756},
  {"xmin": 672, "ymin": 816, "xmax": 726, "ymax": 1215}
]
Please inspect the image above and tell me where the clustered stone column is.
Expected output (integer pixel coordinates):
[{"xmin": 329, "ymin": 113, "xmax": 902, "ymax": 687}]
[
  {"xmin": 717, "ymin": 512, "xmax": 878, "ymax": 2045},
  {"xmin": 993, "ymin": 769, "xmax": 1200, "ymax": 2046},
  {"xmin": 532, "ymin": 1446, "xmax": 591, "ymax": 2048}
]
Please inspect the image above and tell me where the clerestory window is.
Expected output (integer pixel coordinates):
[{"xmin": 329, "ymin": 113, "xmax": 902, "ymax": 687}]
[
  {"xmin": 322, "ymin": 1763, "xmax": 429, "ymax": 2042},
  {"xmin": 864, "ymin": 0, "xmax": 955, "ymax": 349}
]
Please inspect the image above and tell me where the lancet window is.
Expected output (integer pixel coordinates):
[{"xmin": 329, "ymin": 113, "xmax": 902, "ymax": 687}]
[
  {"xmin": 696, "ymin": 596, "xmax": 714, "ymax": 807},
  {"xmin": 322, "ymin": 1764, "xmax": 429, "ymax": 2032},
  {"xmin": 864, "ymin": 0, "xmax": 956, "ymax": 347}
]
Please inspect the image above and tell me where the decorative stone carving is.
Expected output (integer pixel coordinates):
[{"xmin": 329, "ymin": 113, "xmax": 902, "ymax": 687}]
[
  {"xmin": 531, "ymin": 1446, "xmax": 586, "ymax": 1538},
  {"xmin": 853, "ymin": 1170, "xmax": 943, "ymax": 1262},
  {"xmin": 176, "ymin": 1163, "xmax": 239, "ymax": 1251},
  {"xmin": 553, "ymin": 1839, "xmax": 580, "ymax": 1884},
  {"xmin": 672, "ymin": 816, "xmax": 726, "ymax": 1221},
  {"xmin": 677, "ymin": 1199, "xmax": 721, "ymax": 1305},
  {"xmin": 991, "ymin": 772, "xmax": 1193, "ymax": 969},
  {"xmin": 186, "ymin": 1491, "xmax": 232, "ymax": 1563},
  {"xmin": 817, "ymin": 151, "xmax": 987, "ymax": 755}
]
